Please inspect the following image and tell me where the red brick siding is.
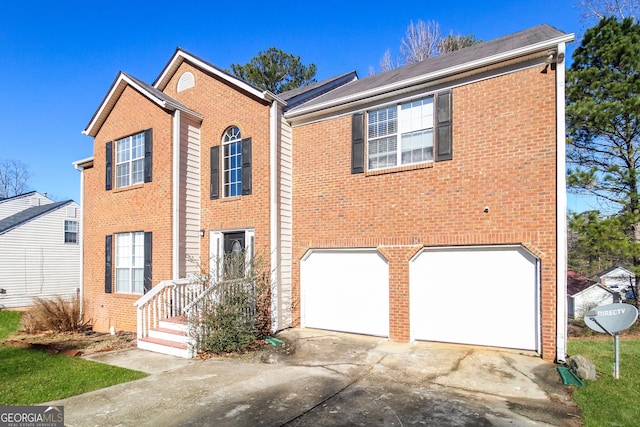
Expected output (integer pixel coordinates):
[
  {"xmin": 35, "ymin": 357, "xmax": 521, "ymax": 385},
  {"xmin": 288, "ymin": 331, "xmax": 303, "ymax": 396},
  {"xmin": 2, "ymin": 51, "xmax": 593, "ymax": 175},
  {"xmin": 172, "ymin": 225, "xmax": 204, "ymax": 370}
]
[
  {"xmin": 291, "ymin": 66, "xmax": 558, "ymax": 360},
  {"xmin": 82, "ymin": 86, "xmax": 174, "ymax": 332},
  {"xmin": 162, "ymin": 63, "xmax": 273, "ymax": 276}
]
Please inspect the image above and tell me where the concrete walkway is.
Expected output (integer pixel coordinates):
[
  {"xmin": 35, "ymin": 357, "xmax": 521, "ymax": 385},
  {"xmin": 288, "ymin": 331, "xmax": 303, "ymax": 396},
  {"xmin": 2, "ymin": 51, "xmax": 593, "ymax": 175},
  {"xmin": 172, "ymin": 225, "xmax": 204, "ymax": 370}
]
[{"xmin": 47, "ymin": 329, "xmax": 582, "ymax": 426}]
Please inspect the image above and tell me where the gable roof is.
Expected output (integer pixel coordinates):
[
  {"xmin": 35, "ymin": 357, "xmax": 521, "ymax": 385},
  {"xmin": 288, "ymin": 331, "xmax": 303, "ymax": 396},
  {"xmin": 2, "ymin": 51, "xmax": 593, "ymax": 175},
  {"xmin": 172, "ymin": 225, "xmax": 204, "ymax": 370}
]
[
  {"xmin": 286, "ymin": 24, "xmax": 574, "ymax": 120},
  {"xmin": 0, "ymin": 191, "xmax": 38, "ymax": 205},
  {"xmin": 597, "ymin": 265, "xmax": 634, "ymax": 278},
  {"xmin": 567, "ymin": 270, "xmax": 597, "ymax": 296},
  {"xmin": 571, "ymin": 283, "xmax": 618, "ymax": 299},
  {"xmin": 0, "ymin": 200, "xmax": 74, "ymax": 235},
  {"xmin": 153, "ymin": 47, "xmax": 285, "ymax": 105},
  {"xmin": 83, "ymin": 71, "xmax": 203, "ymax": 137}
]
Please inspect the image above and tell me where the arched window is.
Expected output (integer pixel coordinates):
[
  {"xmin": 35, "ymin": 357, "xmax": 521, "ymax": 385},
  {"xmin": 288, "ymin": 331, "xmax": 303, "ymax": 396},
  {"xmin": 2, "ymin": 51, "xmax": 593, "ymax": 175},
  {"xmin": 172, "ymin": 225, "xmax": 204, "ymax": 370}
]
[{"xmin": 222, "ymin": 126, "xmax": 242, "ymax": 197}]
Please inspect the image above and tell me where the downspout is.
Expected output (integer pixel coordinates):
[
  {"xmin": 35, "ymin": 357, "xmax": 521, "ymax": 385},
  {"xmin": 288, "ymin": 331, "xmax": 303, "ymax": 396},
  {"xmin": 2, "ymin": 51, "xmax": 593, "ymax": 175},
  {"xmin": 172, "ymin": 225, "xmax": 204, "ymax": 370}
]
[
  {"xmin": 73, "ymin": 163, "xmax": 85, "ymax": 320},
  {"xmin": 270, "ymin": 101, "xmax": 281, "ymax": 332},
  {"xmin": 555, "ymin": 41, "xmax": 568, "ymax": 363},
  {"xmin": 173, "ymin": 110, "xmax": 181, "ymax": 279}
]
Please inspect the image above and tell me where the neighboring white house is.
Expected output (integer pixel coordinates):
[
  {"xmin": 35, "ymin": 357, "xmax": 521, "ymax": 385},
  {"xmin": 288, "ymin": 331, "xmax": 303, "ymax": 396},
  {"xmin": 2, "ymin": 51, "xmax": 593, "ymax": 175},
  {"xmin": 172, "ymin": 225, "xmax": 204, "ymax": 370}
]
[
  {"xmin": 0, "ymin": 191, "xmax": 53, "ymax": 220},
  {"xmin": 597, "ymin": 265, "xmax": 635, "ymax": 300},
  {"xmin": 0, "ymin": 194, "xmax": 81, "ymax": 308},
  {"xmin": 568, "ymin": 284, "xmax": 619, "ymax": 319}
]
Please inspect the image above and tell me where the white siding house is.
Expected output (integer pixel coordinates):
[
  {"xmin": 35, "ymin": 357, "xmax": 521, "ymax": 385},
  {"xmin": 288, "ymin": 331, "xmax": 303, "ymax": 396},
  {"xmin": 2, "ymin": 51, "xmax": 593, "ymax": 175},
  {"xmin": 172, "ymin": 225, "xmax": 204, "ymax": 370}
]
[
  {"xmin": 0, "ymin": 198, "xmax": 81, "ymax": 309},
  {"xmin": 568, "ymin": 284, "xmax": 619, "ymax": 319},
  {"xmin": 0, "ymin": 191, "xmax": 53, "ymax": 220},
  {"xmin": 597, "ymin": 266, "xmax": 635, "ymax": 300}
]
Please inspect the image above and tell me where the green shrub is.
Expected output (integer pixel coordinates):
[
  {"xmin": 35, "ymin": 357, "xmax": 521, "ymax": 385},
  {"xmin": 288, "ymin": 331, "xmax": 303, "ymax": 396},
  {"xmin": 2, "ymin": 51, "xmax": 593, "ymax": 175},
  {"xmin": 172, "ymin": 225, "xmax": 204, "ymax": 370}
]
[{"xmin": 190, "ymin": 252, "xmax": 271, "ymax": 354}]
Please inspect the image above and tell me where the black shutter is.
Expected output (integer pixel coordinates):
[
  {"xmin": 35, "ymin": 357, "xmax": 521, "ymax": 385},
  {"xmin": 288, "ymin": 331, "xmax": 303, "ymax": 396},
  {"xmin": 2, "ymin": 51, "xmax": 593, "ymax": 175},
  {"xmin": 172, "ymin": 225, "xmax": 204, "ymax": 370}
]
[
  {"xmin": 105, "ymin": 235, "xmax": 112, "ymax": 294},
  {"xmin": 144, "ymin": 129, "xmax": 153, "ymax": 183},
  {"xmin": 210, "ymin": 146, "xmax": 220, "ymax": 199},
  {"xmin": 435, "ymin": 90, "xmax": 453, "ymax": 162},
  {"xmin": 105, "ymin": 141, "xmax": 113, "ymax": 191},
  {"xmin": 144, "ymin": 232, "xmax": 152, "ymax": 293},
  {"xmin": 242, "ymin": 137, "xmax": 252, "ymax": 196},
  {"xmin": 351, "ymin": 112, "xmax": 364, "ymax": 174}
]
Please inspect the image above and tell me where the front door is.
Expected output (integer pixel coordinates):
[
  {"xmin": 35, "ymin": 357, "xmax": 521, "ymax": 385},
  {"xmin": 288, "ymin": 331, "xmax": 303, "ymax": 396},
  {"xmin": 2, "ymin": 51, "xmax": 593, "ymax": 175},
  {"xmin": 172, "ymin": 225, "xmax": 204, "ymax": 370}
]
[{"xmin": 223, "ymin": 232, "xmax": 245, "ymax": 279}]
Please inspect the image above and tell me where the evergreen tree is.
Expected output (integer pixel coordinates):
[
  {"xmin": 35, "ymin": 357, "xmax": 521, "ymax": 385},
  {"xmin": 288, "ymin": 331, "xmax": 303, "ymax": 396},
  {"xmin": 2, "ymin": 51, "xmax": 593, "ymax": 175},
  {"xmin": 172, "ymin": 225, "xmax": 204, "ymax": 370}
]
[
  {"xmin": 567, "ymin": 16, "xmax": 640, "ymax": 304},
  {"xmin": 230, "ymin": 47, "xmax": 317, "ymax": 94}
]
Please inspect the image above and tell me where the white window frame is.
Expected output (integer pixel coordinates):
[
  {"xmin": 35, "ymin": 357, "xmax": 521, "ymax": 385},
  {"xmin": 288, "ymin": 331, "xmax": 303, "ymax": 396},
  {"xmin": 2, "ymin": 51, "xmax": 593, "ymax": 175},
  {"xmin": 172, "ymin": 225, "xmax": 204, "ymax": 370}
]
[
  {"xmin": 64, "ymin": 220, "xmax": 78, "ymax": 244},
  {"xmin": 222, "ymin": 126, "xmax": 242, "ymax": 197},
  {"xmin": 115, "ymin": 131, "xmax": 145, "ymax": 188},
  {"xmin": 115, "ymin": 231, "xmax": 145, "ymax": 294},
  {"xmin": 367, "ymin": 96, "xmax": 434, "ymax": 171}
]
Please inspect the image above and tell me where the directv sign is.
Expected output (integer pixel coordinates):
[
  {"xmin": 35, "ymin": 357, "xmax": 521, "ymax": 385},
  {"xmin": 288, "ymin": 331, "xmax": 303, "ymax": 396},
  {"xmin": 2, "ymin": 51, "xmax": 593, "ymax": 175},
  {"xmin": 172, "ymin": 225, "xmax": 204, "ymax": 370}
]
[{"xmin": 584, "ymin": 303, "xmax": 638, "ymax": 334}]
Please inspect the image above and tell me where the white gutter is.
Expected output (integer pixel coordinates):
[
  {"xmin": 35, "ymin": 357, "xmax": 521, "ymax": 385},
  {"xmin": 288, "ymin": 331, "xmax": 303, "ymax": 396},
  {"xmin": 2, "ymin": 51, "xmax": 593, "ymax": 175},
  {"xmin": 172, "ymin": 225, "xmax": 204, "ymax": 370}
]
[
  {"xmin": 172, "ymin": 110, "xmax": 181, "ymax": 279},
  {"xmin": 286, "ymin": 34, "xmax": 575, "ymax": 119},
  {"xmin": 269, "ymin": 100, "xmax": 280, "ymax": 332},
  {"xmin": 555, "ymin": 41, "xmax": 568, "ymax": 364}
]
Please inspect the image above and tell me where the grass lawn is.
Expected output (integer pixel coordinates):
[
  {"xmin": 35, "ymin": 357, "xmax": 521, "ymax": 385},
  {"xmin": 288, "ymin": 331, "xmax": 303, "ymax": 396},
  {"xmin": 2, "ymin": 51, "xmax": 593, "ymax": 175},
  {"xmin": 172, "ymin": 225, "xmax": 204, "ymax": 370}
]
[
  {"xmin": 0, "ymin": 310, "xmax": 148, "ymax": 405},
  {"xmin": 568, "ymin": 336, "xmax": 640, "ymax": 427}
]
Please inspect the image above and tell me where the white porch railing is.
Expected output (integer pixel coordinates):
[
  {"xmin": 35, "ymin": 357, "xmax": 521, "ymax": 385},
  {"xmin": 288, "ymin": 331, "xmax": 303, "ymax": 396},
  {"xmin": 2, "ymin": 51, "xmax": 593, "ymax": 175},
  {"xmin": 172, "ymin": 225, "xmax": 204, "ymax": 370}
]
[{"xmin": 134, "ymin": 278, "xmax": 208, "ymax": 341}]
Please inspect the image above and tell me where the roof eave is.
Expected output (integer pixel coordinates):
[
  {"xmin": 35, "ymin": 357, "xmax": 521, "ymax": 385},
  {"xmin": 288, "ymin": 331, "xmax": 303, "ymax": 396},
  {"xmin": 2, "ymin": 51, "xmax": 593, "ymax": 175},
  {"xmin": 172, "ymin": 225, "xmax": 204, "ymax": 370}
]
[
  {"xmin": 83, "ymin": 73, "xmax": 203, "ymax": 137},
  {"xmin": 153, "ymin": 49, "xmax": 282, "ymax": 104},
  {"xmin": 285, "ymin": 33, "xmax": 575, "ymax": 120}
]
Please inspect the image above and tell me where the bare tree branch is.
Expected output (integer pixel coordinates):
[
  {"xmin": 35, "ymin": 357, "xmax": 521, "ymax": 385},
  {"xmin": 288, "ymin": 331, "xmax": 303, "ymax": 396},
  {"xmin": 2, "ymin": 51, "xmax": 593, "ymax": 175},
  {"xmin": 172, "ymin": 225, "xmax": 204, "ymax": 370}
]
[
  {"xmin": 400, "ymin": 20, "xmax": 441, "ymax": 65},
  {"xmin": 0, "ymin": 159, "xmax": 33, "ymax": 198}
]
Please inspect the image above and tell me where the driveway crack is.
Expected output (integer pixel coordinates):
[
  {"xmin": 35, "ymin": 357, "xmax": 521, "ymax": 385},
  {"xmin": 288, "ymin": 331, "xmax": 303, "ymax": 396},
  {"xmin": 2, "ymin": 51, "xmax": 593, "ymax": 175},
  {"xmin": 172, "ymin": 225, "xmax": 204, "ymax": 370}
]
[{"xmin": 279, "ymin": 353, "xmax": 388, "ymax": 426}]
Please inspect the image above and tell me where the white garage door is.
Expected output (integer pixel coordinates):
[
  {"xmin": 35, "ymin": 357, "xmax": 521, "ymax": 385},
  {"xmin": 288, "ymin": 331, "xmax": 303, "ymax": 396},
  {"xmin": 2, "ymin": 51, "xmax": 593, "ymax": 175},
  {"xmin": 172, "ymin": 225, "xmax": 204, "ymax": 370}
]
[
  {"xmin": 410, "ymin": 246, "xmax": 539, "ymax": 350},
  {"xmin": 301, "ymin": 249, "xmax": 389, "ymax": 337}
]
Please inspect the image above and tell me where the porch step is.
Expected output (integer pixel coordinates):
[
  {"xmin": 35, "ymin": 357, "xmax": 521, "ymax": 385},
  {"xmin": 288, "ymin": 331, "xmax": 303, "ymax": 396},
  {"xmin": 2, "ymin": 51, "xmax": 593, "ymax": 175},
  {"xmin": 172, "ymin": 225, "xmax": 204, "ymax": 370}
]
[
  {"xmin": 159, "ymin": 316, "xmax": 189, "ymax": 332},
  {"xmin": 137, "ymin": 317, "xmax": 194, "ymax": 358},
  {"xmin": 148, "ymin": 327, "xmax": 190, "ymax": 344},
  {"xmin": 137, "ymin": 336, "xmax": 193, "ymax": 359}
]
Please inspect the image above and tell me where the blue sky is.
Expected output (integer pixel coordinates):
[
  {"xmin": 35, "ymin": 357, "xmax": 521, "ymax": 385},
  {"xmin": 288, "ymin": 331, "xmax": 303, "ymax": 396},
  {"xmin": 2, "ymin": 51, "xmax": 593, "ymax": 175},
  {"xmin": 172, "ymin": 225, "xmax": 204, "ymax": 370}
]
[{"xmin": 0, "ymin": 0, "xmax": 596, "ymax": 211}]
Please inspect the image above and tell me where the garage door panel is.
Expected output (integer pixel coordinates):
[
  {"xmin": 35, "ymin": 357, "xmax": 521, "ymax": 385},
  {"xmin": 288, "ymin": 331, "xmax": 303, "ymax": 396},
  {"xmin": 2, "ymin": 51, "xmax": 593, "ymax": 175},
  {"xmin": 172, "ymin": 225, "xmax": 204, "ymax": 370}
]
[
  {"xmin": 301, "ymin": 249, "xmax": 389, "ymax": 337},
  {"xmin": 410, "ymin": 246, "xmax": 538, "ymax": 351}
]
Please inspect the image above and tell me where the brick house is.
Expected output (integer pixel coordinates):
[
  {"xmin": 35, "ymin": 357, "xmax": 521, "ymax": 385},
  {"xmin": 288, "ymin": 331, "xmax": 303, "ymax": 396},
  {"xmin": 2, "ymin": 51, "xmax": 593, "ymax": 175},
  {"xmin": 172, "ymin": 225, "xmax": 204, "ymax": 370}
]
[{"xmin": 77, "ymin": 24, "xmax": 573, "ymax": 361}]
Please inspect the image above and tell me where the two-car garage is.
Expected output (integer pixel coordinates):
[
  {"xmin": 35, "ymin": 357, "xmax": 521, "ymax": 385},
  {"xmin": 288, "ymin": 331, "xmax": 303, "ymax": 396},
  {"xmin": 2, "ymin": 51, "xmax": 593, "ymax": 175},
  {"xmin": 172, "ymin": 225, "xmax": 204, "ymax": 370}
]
[{"xmin": 300, "ymin": 245, "xmax": 539, "ymax": 351}]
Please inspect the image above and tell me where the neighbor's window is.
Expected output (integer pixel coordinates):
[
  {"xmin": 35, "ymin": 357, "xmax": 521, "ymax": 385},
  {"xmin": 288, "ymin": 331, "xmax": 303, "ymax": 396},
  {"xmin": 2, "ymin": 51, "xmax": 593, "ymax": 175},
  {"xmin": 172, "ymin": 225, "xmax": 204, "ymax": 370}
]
[
  {"xmin": 368, "ymin": 96, "xmax": 434, "ymax": 170},
  {"xmin": 64, "ymin": 220, "xmax": 78, "ymax": 244},
  {"xmin": 115, "ymin": 232, "xmax": 144, "ymax": 294},
  {"xmin": 223, "ymin": 126, "xmax": 242, "ymax": 197},
  {"xmin": 116, "ymin": 131, "xmax": 145, "ymax": 188}
]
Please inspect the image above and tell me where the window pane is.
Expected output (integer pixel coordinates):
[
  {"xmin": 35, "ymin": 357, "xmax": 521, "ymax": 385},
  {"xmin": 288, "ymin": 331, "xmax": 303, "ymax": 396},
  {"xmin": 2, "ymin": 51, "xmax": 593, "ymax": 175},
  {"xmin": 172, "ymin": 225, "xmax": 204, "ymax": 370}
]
[
  {"xmin": 131, "ymin": 133, "xmax": 144, "ymax": 159},
  {"xmin": 116, "ymin": 138, "xmax": 130, "ymax": 163},
  {"xmin": 116, "ymin": 268, "xmax": 130, "ymax": 293},
  {"xmin": 132, "ymin": 268, "xmax": 144, "ymax": 294},
  {"xmin": 400, "ymin": 97, "xmax": 433, "ymax": 133},
  {"xmin": 401, "ymin": 129, "xmax": 433, "ymax": 164},
  {"xmin": 132, "ymin": 159, "xmax": 144, "ymax": 184},
  {"xmin": 133, "ymin": 232, "xmax": 144, "ymax": 267},
  {"xmin": 223, "ymin": 138, "xmax": 242, "ymax": 197}
]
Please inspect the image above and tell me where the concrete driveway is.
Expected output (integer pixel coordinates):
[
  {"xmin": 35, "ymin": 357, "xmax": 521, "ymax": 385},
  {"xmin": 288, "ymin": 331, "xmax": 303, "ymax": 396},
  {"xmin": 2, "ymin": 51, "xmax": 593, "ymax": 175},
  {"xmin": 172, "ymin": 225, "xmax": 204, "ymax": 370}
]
[{"xmin": 48, "ymin": 329, "xmax": 582, "ymax": 426}]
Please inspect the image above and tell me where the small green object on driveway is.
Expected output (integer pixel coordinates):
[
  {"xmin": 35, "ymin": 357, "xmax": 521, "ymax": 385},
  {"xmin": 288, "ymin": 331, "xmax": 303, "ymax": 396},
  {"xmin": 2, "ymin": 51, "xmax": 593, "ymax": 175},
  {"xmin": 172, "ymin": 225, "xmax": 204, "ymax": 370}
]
[{"xmin": 265, "ymin": 336, "xmax": 284, "ymax": 346}]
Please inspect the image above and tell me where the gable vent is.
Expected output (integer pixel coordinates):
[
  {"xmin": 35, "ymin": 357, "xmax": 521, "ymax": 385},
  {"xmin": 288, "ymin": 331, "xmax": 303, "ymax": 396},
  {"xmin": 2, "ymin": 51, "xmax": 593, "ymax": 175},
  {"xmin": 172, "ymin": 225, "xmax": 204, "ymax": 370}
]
[
  {"xmin": 30, "ymin": 198, "xmax": 40, "ymax": 206},
  {"xmin": 177, "ymin": 72, "xmax": 195, "ymax": 92}
]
